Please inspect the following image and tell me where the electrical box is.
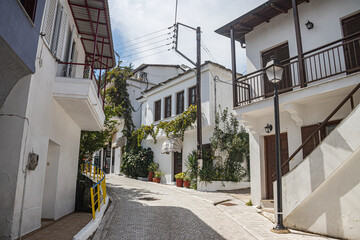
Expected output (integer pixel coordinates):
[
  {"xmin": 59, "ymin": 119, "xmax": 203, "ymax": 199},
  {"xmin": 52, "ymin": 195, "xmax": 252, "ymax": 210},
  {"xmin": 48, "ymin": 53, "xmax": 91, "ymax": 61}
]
[{"xmin": 28, "ymin": 153, "xmax": 39, "ymax": 171}]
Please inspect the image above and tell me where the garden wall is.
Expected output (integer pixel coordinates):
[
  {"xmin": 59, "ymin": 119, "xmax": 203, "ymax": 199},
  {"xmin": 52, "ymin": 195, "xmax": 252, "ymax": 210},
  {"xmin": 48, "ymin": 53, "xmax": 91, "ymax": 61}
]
[{"xmin": 197, "ymin": 181, "xmax": 250, "ymax": 192}]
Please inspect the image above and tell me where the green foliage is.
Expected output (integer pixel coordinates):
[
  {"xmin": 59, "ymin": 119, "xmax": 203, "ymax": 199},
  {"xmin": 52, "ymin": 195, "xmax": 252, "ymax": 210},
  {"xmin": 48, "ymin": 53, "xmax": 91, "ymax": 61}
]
[
  {"xmin": 199, "ymin": 160, "xmax": 215, "ymax": 182},
  {"xmin": 185, "ymin": 150, "xmax": 199, "ymax": 185},
  {"xmin": 207, "ymin": 107, "xmax": 250, "ymax": 182},
  {"xmin": 121, "ymin": 146, "xmax": 154, "ymax": 178},
  {"xmin": 155, "ymin": 170, "xmax": 164, "ymax": 178},
  {"xmin": 183, "ymin": 173, "xmax": 191, "ymax": 182},
  {"xmin": 157, "ymin": 105, "xmax": 197, "ymax": 140},
  {"xmin": 246, "ymin": 199, "xmax": 253, "ymax": 206},
  {"xmin": 106, "ymin": 61, "xmax": 135, "ymax": 145},
  {"xmin": 131, "ymin": 124, "xmax": 159, "ymax": 147},
  {"xmin": 79, "ymin": 104, "xmax": 119, "ymax": 161},
  {"xmin": 147, "ymin": 162, "xmax": 159, "ymax": 172},
  {"xmin": 174, "ymin": 172, "xmax": 185, "ymax": 179}
]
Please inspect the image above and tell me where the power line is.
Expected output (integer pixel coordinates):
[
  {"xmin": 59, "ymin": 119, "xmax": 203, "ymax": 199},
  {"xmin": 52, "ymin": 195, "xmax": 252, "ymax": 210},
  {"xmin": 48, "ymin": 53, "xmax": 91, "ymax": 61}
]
[
  {"xmin": 115, "ymin": 26, "xmax": 173, "ymax": 46},
  {"xmin": 201, "ymin": 40, "xmax": 217, "ymax": 62},
  {"xmin": 119, "ymin": 37, "xmax": 173, "ymax": 55},
  {"xmin": 120, "ymin": 43, "xmax": 172, "ymax": 59},
  {"xmin": 124, "ymin": 48, "xmax": 171, "ymax": 62},
  {"xmin": 116, "ymin": 32, "xmax": 173, "ymax": 50}
]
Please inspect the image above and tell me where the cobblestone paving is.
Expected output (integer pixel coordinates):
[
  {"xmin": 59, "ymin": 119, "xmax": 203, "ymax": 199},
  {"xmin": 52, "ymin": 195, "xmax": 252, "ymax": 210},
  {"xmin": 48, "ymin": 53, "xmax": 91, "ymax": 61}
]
[{"xmin": 102, "ymin": 175, "xmax": 335, "ymax": 240}]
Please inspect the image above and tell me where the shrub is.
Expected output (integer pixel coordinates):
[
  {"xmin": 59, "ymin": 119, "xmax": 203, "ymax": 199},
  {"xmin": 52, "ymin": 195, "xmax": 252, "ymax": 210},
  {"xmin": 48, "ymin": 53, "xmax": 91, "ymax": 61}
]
[
  {"xmin": 199, "ymin": 160, "xmax": 215, "ymax": 182},
  {"xmin": 185, "ymin": 150, "xmax": 198, "ymax": 181},
  {"xmin": 147, "ymin": 162, "xmax": 159, "ymax": 172},
  {"xmin": 175, "ymin": 172, "xmax": 185, "ymax": 179},
  {"xmin": 155, "ymin": 170, "xmax": 164, "ymax": 178},
  {"xmin": 121, "ymin": 146, "xmax": 154, "ymax": 178}
]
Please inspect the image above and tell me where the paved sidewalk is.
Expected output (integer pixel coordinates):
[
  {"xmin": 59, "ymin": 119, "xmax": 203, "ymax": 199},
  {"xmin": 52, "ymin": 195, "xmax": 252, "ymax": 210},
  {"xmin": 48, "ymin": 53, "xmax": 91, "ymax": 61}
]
[
  {"xmin": 98, "ymin": 175, "xmax": 335, "ymax": 240},
  {"xmin": 23, "ymin": 212, "xmax": 92, "ymax": 240}
]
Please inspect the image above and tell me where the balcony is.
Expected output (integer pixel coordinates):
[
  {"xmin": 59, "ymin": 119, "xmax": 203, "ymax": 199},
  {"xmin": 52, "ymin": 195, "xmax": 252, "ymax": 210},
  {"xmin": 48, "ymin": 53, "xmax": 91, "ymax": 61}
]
[
  {"xmin": 53, "ymin": 62, "xmax": 105, "ymax": 131},
  {"xmin": 234, "ymin": 32, "xmax": 360, "ymax": 107}
]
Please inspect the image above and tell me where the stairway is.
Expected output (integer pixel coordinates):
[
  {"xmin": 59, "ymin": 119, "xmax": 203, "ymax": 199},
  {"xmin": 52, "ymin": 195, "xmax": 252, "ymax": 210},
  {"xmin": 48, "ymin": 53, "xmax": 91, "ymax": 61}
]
[{"xmin": 278, "ymin": 103, "xmax": 360, "ymax": 239}]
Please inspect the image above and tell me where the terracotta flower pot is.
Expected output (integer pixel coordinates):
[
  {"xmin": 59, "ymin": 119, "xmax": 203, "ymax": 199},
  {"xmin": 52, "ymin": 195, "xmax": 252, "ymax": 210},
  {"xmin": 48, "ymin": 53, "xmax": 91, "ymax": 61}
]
[
  {"xmin": 155, "ymin": 177, "xmax": 161, "ymax": 183},
  {"xmin": 148, "ymin": 172, "xmax": 154, "ymax": 181},
  {"xmin": 176, "ymin": 178, "xmax": 183, "ymax": 187},
  {"xmin": 183, "ymin": 180, "xmax": 190, "ymax": 188},
  {"xmin": 153, "ymin": 178, "xmax": 156, "ymax": 182}
]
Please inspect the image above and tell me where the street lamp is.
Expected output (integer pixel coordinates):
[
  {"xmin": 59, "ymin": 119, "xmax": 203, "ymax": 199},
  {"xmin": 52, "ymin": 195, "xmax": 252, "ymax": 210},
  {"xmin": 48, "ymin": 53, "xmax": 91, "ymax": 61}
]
[{"xmin": 265, "ymin": 58, "xmax": 289, "ymax": 233}]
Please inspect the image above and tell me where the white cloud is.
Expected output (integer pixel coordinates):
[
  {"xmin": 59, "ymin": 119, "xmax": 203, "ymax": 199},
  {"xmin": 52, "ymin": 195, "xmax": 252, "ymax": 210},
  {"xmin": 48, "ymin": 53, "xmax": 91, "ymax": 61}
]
[{"xmin": 108, "ymin": 0, "xmax": 267, "ymax": 73}]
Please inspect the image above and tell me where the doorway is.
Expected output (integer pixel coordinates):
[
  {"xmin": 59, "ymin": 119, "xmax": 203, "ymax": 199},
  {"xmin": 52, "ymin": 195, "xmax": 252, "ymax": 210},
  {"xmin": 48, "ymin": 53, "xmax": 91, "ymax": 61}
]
[
  {"xmin": 173, "ymin": 151, "xmax": 183, "ymax": 181},
  {"xmin": 342, "ymin": 12, "xmax": 360, "ymax": 74},
  {"xmin": 264, "ymin": 133, "xmax": 289, "ymax": 199},
  {"xmin": 42, "ymin": 140, "xmax": 61, "ymax": 220}
]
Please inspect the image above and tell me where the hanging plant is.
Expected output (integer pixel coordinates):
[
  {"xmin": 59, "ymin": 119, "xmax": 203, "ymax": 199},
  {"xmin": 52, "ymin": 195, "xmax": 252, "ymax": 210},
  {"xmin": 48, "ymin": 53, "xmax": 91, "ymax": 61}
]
[{"xmin": 131, "ymin": 124, "xmax": 159, "ymax": 146}]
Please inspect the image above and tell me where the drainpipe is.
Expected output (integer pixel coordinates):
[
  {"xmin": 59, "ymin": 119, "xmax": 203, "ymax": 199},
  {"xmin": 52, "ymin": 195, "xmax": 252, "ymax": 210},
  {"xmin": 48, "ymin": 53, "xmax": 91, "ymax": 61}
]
[{"xmin": 18, "ymin": 166, "xmax": 28, "ymax": 240}]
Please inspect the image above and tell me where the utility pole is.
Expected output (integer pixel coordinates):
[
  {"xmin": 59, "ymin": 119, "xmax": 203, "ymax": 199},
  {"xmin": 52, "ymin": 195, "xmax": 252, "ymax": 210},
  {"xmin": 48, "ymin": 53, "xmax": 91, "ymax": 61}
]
[{"xmin": 175, "ymin": 23, "xmax": 202, "ymax": 160}]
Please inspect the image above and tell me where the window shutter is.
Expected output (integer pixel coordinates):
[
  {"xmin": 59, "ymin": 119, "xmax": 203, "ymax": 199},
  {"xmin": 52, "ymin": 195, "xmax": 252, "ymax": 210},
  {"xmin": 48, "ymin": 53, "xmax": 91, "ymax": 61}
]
[
  {"xmin": 55, "ymin": 10, "xmax": 67, "ymax": 60},
  {"xmin": 42, "ymin": 0, "xmax": 57, "ymax": 47}
]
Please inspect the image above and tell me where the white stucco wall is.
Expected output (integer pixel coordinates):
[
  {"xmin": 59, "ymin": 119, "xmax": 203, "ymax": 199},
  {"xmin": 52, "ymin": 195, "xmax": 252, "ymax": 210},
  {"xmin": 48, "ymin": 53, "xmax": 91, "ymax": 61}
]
[{"xmin": 0, "ymin": 0, "xmax": 98, "ymax": 238}]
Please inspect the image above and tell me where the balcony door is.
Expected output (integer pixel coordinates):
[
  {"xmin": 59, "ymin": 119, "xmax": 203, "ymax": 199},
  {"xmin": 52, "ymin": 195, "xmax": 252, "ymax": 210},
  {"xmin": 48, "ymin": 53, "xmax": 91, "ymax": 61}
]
[
  {"xmin": 262, "ymin": 43, "xmax": 292, "ymax": 97},
  {"xmin": 342, "ymin": 12, "xmax": 360, "ymax": 74}
]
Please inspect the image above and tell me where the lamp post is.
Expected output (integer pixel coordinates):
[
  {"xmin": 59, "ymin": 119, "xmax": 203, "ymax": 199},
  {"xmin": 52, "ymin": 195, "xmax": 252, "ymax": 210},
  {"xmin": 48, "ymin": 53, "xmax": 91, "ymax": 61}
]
[{"xmin": 265, "ymin": 59, "xmax": 289, "ymax": 233}]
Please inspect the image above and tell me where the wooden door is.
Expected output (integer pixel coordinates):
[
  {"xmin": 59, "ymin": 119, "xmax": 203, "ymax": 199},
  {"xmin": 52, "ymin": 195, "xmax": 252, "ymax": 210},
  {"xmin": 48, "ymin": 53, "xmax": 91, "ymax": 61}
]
[
  {"xmin": 301, "ymin": 124, "xmax": 320, "ymax": 159},
  {"xmin": 264, "ymin": 133, "xmax": 289, "ymax": 199},
  {"xmin": 262, "ymin": 43, "xmax": 292, "ymax": 97},
  {"xmin": 173, "ymin": 151, "xmax": 183, "ymax": 180},
  {"xmin": 342, "ymin": 12, "xmax": 360, "ymax": 74}
]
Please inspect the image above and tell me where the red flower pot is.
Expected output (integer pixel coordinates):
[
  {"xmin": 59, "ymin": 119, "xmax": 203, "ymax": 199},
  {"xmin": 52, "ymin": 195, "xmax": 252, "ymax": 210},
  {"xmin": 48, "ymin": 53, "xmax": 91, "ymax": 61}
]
[
  {"xmin": 148, "ymin": 172, "xmax": 154, "ymax": 181},
  {"xmin": 176, "ymin": 178, "xmax": 183, "ymax": 187},
  {"xmin": 153, "ymin": 178, "xmax": 156, "ymax": 182},
  {"xmin": 155, "ymin": 177, "xmax": 161, "ymax": 183},
  {"xmin": 183, "ymin": 180, "xmax": 190, "ymax": 188}
]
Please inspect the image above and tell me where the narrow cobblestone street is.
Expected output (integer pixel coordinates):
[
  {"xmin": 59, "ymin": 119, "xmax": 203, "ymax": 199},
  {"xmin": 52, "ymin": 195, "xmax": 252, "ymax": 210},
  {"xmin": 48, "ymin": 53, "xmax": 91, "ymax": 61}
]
[{"xmin": 95, "ymin": 175, "xmax": 335, "ymax": 240}]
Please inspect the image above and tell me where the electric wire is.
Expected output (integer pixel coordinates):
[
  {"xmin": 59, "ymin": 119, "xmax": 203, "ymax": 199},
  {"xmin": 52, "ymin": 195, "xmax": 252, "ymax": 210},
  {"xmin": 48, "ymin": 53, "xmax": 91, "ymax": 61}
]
[
  {"xmin": 116, "ymin": 32, "xmax": 172, "ymax": 50},
  {"xmin": 120, "ymin": 43, "xmax": 172, "ymax": 59},
  {"xmin": 115, "ymin": 26, "xmax": 173, "ymax": 46},
  {"xmin": 124, "ymin": 48, "xmax": 172, "ymax": 62},
  {"xmin": 119, "ymin": 37, "xmax": 173, "ymax": 55}
]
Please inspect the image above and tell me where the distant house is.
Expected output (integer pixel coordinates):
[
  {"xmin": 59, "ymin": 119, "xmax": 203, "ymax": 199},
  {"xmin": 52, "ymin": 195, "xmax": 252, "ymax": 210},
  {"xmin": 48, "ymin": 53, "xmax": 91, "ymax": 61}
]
[
  {"xmin": 0, "ymin": 0, "xmax": 115, "ymax": 238},
  {"xmin": 139, "ymin": 61, "xmax": 234, "ymax": 183},
  {"xmin": 97, "ymin": 64, "xmax": 184, "ymax": 174},
  {"xmin": 216, "ymin": 0, "xmax": 360, "ymax": 239}
]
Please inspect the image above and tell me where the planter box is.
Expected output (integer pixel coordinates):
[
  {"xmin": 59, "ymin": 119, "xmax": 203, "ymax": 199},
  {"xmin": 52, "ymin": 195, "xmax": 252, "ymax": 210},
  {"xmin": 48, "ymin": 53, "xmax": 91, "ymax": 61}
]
[{"xmin": 197, "ymin": 181, "xmax": 250, "ymax": 192}]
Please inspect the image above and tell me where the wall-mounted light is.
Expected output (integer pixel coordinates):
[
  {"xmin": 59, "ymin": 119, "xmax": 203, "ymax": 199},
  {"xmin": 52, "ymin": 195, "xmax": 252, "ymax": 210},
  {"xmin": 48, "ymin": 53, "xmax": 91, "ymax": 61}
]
[
  {"xmin": 265, "ymin": 123, "xmax": 273, "ymax": 133},
  {"xmin": 305, "ymin": 20, "xmax": 314, "ymax": 30}
]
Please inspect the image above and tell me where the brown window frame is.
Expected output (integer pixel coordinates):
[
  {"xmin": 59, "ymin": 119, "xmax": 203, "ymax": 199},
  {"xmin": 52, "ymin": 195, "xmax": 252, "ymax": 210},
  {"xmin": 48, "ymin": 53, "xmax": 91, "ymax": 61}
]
[
  {"xmin": 154, "ymin": 100, "xmax": 161, "ymax": 121},
  {"xmin": 176, "ymin": 91, "xmax": 185, "ymax": 114},
  {"xmin": 20, "ymin": 0, "xmax": 38, "ymax": 22},
  {"xmin": 164, "ymin": 96, "xmax": 172, "ymax": 118},
  {"xmin": 188, "ymin": 86, "xmax": 197, "ymax": 107}
]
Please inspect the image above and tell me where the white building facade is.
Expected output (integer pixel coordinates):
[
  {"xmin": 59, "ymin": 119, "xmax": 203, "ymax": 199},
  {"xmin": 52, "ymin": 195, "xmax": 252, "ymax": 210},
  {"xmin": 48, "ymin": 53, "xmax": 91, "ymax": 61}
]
[
  {"xmin": 139, "ymin": 62, "xmax": 233, "ymax": 183},
  {"xmin": 216, "ymin": 0, "xmax": 360, "ymax": 239},
  {"xmin": 0, "ymin": 0, "xmax": 115, "ymax": 238}
]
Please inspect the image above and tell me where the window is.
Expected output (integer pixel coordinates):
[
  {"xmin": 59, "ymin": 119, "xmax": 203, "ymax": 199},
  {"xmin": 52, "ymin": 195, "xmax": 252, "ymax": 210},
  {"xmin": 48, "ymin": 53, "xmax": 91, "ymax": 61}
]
[
  {"xmin": 164, "ymin": 96, "xmax": 172, "ymax": 118},
  {"xmin": 188, "ymin": 86, "xmax": 197, "ymax": 106},
  {"xmin": 176, "ymin": 91, "xmax": 184, "ymax": 114},
  {"xmin": 342, "ymin": 12, "xmax": 360, "ymax": 74},
  {"xmin": 42, "ymin": 0, "xmax": 67, "ymax": 60},
  {"xmin": 154, "ymin": 100, "xmax": 161, "ymax": 121},
  {"xmin": 262, "ymin": 43, "xmax": 291, "ymax": 96},
  {"xmin": 20, "ymin": 0, "xmax": 38, "ymax": 22}
]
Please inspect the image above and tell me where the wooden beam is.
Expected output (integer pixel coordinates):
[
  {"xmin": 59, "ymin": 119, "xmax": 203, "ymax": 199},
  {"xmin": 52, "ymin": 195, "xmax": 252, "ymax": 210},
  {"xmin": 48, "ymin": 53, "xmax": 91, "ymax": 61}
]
[
  {"xmin": 253, "ymin": 13, "xmax": 270, "ymax": 23},
  {"xmin": 240, "ymin": 23, "xmax": 253, "ymax": 31},
  {"xmin": 271, "ymin": 3, "xmax": 288, "ymax": 13}
]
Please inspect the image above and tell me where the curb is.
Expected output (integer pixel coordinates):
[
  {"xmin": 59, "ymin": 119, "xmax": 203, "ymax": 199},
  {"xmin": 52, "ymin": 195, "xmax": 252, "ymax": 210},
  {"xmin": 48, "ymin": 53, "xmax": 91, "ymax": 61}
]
[{"xmin": 72, "ymin": 197, "xmax": 109, "ymax": 240}]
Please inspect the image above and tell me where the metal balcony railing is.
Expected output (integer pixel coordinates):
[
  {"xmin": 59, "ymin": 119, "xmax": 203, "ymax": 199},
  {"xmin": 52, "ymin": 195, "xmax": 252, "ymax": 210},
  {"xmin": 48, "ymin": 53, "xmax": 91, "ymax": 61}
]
[
  {"xmin": 81, "ymin": 161, "xmax": 107, "ymax": 220},
  {"xmin": 234, "ymin": 32, "xmax": 360, "ymax": 106}
]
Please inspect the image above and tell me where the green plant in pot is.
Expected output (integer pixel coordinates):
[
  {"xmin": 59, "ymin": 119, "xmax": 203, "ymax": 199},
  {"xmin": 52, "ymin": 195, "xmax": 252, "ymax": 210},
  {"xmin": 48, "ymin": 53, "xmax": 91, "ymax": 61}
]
[
  {"xmin": 174, "ymin": 172, "xmax": 184, "ymax": 187},
  {"xmin": 147, "ymin": 162, "xmax": 159, "ymax": 182},
  {"xmin": 183, "ymin": 173, "xmax": 191, "ymax": 188},
  {"xmin": 154, "ymin": 170, "xmax": 164, "ymax": 183}
]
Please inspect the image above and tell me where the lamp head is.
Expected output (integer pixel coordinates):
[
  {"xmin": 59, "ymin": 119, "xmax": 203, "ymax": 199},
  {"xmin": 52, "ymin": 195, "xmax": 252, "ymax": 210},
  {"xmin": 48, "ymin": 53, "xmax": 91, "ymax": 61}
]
[{"xmin": 265, "ymin": 58, "xmax": 284, "ymax": 84}]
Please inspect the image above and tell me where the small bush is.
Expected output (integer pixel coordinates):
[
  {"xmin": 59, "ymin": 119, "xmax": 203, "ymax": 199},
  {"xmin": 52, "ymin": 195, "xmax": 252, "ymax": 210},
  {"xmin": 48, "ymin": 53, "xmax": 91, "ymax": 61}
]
[
  {"xmin": 121, "ymin": 146, "xmax": 154, "ymax": 178},
  {"xmin": 246, "ymin": 200, "xmax": 252, "ymax": 206}
]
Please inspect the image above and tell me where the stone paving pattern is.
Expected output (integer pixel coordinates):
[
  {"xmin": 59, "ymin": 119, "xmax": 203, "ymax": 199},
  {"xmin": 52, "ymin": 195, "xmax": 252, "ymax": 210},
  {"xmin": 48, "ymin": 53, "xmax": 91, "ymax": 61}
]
[{"xmin": 102, "ymin": 175, "xmax": 336, "ymax": 240}]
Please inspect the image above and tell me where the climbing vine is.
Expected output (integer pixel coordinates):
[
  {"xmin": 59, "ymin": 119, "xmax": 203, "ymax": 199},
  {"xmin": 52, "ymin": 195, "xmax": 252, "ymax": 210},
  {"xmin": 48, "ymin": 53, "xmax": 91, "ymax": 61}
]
[{"xmin": 131, "ymin": 124, "xmax": 159, "ymax": 146}]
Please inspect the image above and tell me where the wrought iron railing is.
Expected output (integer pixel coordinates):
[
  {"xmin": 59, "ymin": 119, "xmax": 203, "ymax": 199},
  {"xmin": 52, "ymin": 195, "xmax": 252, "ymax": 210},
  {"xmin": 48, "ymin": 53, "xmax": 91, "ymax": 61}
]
[
  {"xmin": 235, "ymin": 32, "xmax": 360, "ymax": 106},
  {"xmin": 81, "ymin": 161, "xmax": 107, "ymax": 219}
]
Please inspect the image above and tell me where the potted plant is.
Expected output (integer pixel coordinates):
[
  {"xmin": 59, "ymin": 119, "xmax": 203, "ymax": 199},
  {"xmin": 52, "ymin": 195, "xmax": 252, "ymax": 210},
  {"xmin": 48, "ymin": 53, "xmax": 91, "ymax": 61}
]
[
  {"xmin": 175, "ymin": 172, "xmax": 184, "ymax": 187},
  {"xmin": 154, "ymin": 170, "xmax": 164, "ymax": 183},
  {"xmin": 183, "ymin": 174, "xmax": 191, "ymax": 188},
  {"xmin": 147, "ymin": 162, "xmax": 159, "ymax": 181}
]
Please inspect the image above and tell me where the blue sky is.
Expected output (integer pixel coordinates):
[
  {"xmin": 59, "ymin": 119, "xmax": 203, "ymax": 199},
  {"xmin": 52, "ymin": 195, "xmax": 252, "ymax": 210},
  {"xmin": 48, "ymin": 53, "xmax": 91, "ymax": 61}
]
[{"xmin": 108, "ymin": 0, "xmax": 267, "ymax": 73}]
